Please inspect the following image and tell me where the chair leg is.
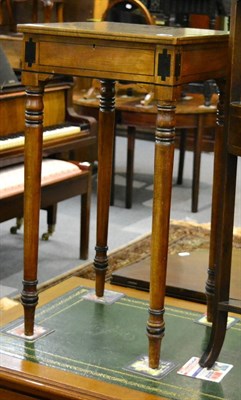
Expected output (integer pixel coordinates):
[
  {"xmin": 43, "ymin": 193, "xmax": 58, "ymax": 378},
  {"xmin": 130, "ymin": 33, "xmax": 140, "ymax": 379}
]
[
  {"xmin": 176, "ymin": 129, "xmax": 186, "ymax": 185},
  {"xmin": 41, "ymin": 0, "xmax": 64, "ymax": 23},
  {"xmin": 192, "ymin": 115, "xmax": 203, "ymax": 213},
  {"xmin": 110, "ymin": 129, "xmax": 117, "ymax": 206},
  {"xmin": 10, "ymin": 217, "xmax": 23, "ymax": 234},
  {"xmin": 32, "ymin": 0, "xmax": 38, "ymax": 23},
  {"xmin": 56, "ymin": 1, "xmax": 64, "ymax": 22},
  {"xmin": 0, "ymin": 2, "xmax": 3, "ymax": 25},
  {"xmin": 126, "ymin": 125, "xmax": 136, "ymax": 209},
  {"xmin": 5, "ymin": 0, "xmax": 16, "ymax": 31},
  {"xmin": 80, "ymin": 164, "xmax": 92, "ymax": 260},
  {"xmin": 42, "ymin": 204, "xmax": 57, "ymax": 240},
  {"xmin": 43, "ymin": 4, "xmax": 53, "ymax": 22},
  {"xmin": 80, "ymin": 166, "xmax": 92, "ymax": 260}
]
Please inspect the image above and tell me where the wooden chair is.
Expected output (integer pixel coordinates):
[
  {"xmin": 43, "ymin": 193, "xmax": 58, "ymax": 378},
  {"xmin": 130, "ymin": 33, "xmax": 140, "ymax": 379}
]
[
  {"xmin": 102, "ymin": 0, "xmax": 155, "ymax": 24},
  {"xmin": 0, "ymin": 159, "xmax": 92, "ymax": 260},
  {"xmin": 200, "ymin": 0, "xmax": 241, "ymax": 369},
  {"xmin": 0, "ymin": 0, "xmax": 15, "ymax": 29},
  {"xmin": 111, "ymin": 93, "xmax": 218, "ymax": 211},
  {"xmin": 38, "ymin": 0, "xmax": 64, "ymax": 23}
]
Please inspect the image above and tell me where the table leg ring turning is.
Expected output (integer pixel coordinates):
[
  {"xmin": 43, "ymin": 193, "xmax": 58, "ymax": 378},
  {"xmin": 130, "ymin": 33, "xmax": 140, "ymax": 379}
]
[
  {"xmin": 21, "ymin": 279, "xmax": 39, "ymax": 336},
  {"xmin": 147, "ymin": 307, "xmax": 165, "ymax": 369}
]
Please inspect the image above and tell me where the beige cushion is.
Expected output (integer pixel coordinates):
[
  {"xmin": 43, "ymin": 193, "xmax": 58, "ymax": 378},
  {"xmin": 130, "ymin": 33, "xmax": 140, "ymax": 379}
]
[{"xmin": 0, "ymin": 159, "xmax": 83, "ymax": 200}]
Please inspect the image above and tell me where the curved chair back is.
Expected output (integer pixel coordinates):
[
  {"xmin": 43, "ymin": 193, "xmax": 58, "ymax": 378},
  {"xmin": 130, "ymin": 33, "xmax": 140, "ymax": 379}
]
[{"xmin": 102, "ymin": 0, "xmax": 155, "ymax": 25}]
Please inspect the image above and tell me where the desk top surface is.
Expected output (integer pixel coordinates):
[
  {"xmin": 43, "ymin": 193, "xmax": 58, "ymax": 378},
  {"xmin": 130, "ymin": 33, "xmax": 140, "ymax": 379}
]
[{"xmin": 18, "ymin": 21, "xmax": 228, "ymax": 45}]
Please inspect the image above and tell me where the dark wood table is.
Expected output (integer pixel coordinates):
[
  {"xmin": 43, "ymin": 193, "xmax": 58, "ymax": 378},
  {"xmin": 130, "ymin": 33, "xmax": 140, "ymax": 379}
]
[
  {"xmin": 74, "ymin": 91, "xmax": 218, "ymax": 212},
  {"xmin": 17, "ymin": 21, "xmax": 228, "ymax": 369}
]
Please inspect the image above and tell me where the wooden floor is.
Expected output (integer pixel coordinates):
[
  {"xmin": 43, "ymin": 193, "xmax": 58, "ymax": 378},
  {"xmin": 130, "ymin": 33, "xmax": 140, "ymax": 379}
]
[{"xmin": 0, "ymin": 277, "xmax": 239, "ymax": 400}]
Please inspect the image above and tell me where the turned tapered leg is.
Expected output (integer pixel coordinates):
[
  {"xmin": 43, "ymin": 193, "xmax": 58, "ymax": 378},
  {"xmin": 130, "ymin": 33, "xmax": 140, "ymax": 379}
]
[
  {"xmin": 21, "ymin": 86, "xmax": 44, "ymax": 336},
  {"xmin": 205, "ymin": 82, "xmax": 225, "ymax": 322},
  {"xmin": 94, "ymin": 80, "xmax": 116, "ymax": 297},
  {"xmin": 110, "ymin": 123, "xmax": 117, "ymax": 206},
  {"xmin": 126, "ymin": 125, "xmax": 136, "ymax": 209},
  {"xmin": 147, "ymin": 101, "xmax": 176, "ymax": 368},
  {"xmin": 176, "ymin": 129, "xmax": 186, "ymax": 185},
  {"xmin": 80, "ymin": 163, "xmax": 92, "ymax": 260},
  {"xmin": 191, "ymin": 116, "xmax": 203, "ymax": 213}
]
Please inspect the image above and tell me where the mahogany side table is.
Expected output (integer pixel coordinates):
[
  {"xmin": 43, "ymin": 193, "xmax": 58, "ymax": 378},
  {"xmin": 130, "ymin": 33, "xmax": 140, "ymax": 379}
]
[{"xmin": 17, "ymin": 21, "xmax": 228, "ymax": 368}]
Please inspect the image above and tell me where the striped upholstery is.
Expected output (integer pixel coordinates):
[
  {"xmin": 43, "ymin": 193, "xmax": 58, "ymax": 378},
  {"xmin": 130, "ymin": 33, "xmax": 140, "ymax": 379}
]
[{"xmin": 0, "ymin": 159, "xmax": 85, "ymax": 199}]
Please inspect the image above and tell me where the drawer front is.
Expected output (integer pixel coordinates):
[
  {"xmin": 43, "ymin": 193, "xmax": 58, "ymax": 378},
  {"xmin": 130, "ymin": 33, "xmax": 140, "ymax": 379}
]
[{"xmin": 39, "ymin": 42, "xmax": 155, "ymax": 79}]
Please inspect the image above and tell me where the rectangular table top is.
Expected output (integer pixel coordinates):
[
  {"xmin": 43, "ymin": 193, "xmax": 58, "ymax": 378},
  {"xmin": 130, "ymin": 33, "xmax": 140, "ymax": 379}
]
[
  {"xmin": 17, "ymin": 22, "xmax": 229, "ymax": 87},
  {"xmin": 18, "ymin": 21, "xmax": 228, "ymax": 44}
]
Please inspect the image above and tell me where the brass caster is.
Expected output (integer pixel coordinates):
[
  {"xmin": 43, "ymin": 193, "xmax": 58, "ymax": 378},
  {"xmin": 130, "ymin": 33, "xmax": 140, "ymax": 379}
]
[
  {"xmin": 42, "ymin": 232, "xmax": 51, "ymax": 241},
  {"xmin": 41, "ymin": 225, "xmax": 55, "ymax": 241},
  {"xmin": 10, "ymin": 217, "xmax": 23, "ymax": 234},
  {"xmin": 10, "ymin": 226, "xmax": 18, "ymax": 234}
]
